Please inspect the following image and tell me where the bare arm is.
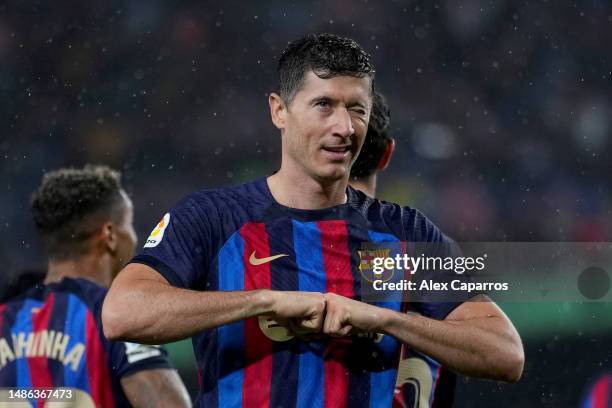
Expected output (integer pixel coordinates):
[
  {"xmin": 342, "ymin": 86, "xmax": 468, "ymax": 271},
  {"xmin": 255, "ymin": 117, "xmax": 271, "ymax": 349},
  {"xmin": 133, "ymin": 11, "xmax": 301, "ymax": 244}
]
[
  {"xmin": 121, "ymin": 368, "xmax": 191, "ymax": 408},
  {"xmin": 324, "ymin": 293, "xmax": 524, "ymax": 382},
  {"xmin": 383, "ymin": 295, "xmax": 524, "ymax": 381},
  {"xmin": 102, "ymin": 263, "xmax": 326, "ymax": 343}
]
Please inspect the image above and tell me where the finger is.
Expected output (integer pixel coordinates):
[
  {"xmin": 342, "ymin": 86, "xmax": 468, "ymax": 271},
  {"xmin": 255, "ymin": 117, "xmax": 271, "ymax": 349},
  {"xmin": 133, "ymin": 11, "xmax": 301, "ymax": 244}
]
[
  {"xmin": 309, "ymin": 308, "xmax": 325, "ymax": 332},
  {"xmin": 297, "ymin": 298, "xmax": 325, "ymax": 332},
  {"xmin": 323, "ymin": 308, "xmax": 343, "ymax": 336},
  {"xmin": 289, "ymin": 318, "xmax": 313, "ymax": 335},
  {"xmin": 310, "ymin": 294, "xmax": 326, "ymax": 331},
  {"xmin": 322, "ymin": 306, "xmax": 334, "ymax": 334},
  {"xmin": 338, "ymin": 324, "xmax": 353, "ymax": 337}
]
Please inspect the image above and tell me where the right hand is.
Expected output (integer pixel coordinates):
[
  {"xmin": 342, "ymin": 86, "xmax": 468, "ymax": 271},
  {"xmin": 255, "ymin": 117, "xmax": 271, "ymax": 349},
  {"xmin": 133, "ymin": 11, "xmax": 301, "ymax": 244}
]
[{"xmin": 264, "ymin": 290, "xmax": 326, "ymax": 335}]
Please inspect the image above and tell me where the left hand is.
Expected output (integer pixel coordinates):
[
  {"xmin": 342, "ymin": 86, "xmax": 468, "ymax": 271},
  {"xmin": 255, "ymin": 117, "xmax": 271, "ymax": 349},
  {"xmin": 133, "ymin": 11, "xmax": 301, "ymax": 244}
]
[{"xmin": 323, "ymin": 293, "xmax": 386, "ymax": 337}]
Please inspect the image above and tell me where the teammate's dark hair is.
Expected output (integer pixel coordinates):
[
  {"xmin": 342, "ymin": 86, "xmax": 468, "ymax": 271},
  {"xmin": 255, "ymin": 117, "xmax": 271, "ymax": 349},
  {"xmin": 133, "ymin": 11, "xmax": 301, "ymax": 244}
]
[
  {"xmin": 30, "ymin": 165, "xmax": 126, "ymax": 260},
  {"xmin": 0, "ymin": 270, "xmax": 45, "ymax": 303},
  {"xmin": 278, "ymin": 33, "xmax": 375, "ymax": 104},
  {"xmin": 350, "ymin": 91, "xmax": 391, "ymax": 179}
]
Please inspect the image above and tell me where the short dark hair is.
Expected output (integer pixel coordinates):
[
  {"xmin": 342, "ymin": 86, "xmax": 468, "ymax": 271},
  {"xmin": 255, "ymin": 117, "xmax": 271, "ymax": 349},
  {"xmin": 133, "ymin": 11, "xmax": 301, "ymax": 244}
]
[
  {"xmin": 351, "ymin": 91, "xmax": 391, "ymax": 179},
  {"xmin": 30, "ymin": 165, "xmax": 126, "ymax": 260},
  {"xmin": 278, "ymin": 33, "xmax": 375, "ymax": 104}
]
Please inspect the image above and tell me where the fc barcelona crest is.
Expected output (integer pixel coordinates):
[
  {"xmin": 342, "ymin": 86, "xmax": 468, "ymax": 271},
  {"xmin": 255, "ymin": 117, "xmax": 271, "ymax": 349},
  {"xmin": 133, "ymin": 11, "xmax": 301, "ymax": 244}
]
[{"xmin": 358, "ymin": 248, "xmax": 394, "ymax": 282}]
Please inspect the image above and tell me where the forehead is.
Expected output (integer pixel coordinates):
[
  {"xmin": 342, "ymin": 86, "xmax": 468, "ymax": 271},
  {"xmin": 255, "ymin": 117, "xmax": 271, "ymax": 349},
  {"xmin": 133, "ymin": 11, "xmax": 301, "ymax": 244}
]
[{"xmin": 294, "ymin": 71, "xmax": 372, "ymax": 105}]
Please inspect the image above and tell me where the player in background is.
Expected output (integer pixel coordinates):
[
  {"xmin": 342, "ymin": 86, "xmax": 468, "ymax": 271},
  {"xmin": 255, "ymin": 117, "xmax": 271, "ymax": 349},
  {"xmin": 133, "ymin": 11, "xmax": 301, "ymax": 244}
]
[
  {"xmin": 0, "ymin": 165, "xmax": 191, "ymax": 407},
  {"xmin": 581, "ymin": 372, "xmax": 611, "ymax": 408},
  {"xmin": 103, "ymin": 33, "xmax": 523, "ymax": 407},
  {"xmin": 348, "ymin": 91, "xmax": 394, "ymax": 198},
  {"xmin": 349, "ymin": 92, "xmax": 455, "ymax": 408}
]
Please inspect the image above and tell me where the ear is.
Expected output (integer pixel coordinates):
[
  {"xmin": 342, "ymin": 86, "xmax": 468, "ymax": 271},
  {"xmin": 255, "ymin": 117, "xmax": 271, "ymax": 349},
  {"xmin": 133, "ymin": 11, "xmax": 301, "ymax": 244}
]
[
  {"xmin": 376, "ymin": 138, "xmax": 395, "ymax": 171},
  {"xmin": 100, "ymin": 221, "xmax": 118, "ymax": 255},
  {"xmin": 269, "ymin": 92, "xmax": 287, "ymax": 130}
]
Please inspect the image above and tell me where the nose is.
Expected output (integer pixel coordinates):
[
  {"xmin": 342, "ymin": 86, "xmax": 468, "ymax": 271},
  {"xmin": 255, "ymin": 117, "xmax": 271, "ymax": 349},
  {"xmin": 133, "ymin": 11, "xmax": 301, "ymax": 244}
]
[{"xmin": 332, "ymin": 107, "xmax": 355, "ymax": 139}]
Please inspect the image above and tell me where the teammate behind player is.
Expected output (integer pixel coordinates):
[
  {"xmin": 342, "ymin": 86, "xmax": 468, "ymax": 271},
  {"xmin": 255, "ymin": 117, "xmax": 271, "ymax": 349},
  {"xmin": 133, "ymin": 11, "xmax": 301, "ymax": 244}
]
[
  {"xmin": 349, "ymin": 92, "xmax": 455, "ymax": 408},
  {"xmin": 103, "ymin": 33, "xmax": 523, "ymax": 407},
  {"xmin": 581, "ymin": 372, "xmax": 612, "ymax": 408},
  {"xmin": 349, "ymin": 90, "xmax": 395, "ymax": 198},
  {"xmin": 0, "ymin": 166, "xmax": 191, "ymax": 407}
]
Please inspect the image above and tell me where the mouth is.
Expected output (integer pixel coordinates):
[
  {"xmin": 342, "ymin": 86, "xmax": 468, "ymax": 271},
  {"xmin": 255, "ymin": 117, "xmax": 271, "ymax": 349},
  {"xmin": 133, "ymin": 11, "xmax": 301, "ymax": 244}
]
[{"xmin": 321, "ymin": 145, "xmax": 352, "ymax": 161}]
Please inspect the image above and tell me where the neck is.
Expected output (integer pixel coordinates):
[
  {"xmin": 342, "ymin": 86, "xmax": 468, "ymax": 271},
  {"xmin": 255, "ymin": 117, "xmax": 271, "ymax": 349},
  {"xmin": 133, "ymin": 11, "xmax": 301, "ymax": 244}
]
[
  {"xmin": 268, "ymin": 162, "xmax": 348, "ymax": 210},
  {"xmin": 45, "ymin": 253, "xmax": 113, "ymax": 288},
  {"xmin": 349, "ymin": 175, "xmax": 377, "ymax": 198}
]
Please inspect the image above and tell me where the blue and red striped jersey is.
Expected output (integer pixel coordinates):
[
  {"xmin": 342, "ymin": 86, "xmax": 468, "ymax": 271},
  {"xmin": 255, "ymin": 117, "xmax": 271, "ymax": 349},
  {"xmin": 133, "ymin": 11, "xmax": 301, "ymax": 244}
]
[
  {"xmin": 582, "ymin": 372, "xmax": 612, "ymax": 408},
  {"xmin": 0, "ymin": 278, "xmax": 173, "ymax": 407},
  {"xmin": 133, "ymin": 177, "xmax": 471, "ymax": 408}
]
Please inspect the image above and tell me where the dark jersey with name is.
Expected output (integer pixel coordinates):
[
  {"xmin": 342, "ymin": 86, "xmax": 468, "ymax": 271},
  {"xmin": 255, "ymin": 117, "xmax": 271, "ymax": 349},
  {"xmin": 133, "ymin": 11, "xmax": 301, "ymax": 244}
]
[
  {"xmin": 0, "ymin": 278, "xmax": 172, "ymax": 407},
  {"xmin": 133, "ymin": 177, "xmax": 471, "ymax": 408}
]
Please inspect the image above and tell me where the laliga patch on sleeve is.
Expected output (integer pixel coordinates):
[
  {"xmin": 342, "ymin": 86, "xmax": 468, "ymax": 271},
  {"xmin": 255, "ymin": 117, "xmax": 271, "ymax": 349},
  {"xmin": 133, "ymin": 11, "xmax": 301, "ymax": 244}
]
[
  {"xmin": 124, "ymin": 342, "xmax": 162, "ymax": 363},
  {"xmin": 144, "ymin": 212, "xmax": 170, "ymax": 248}
]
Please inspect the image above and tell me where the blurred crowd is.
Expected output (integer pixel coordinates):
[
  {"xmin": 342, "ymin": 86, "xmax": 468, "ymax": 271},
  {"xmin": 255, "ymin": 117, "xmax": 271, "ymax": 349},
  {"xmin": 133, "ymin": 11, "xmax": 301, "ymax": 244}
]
[{"xmin": 2, "ymin": 0, "xmax": 611, "ymax": 278}]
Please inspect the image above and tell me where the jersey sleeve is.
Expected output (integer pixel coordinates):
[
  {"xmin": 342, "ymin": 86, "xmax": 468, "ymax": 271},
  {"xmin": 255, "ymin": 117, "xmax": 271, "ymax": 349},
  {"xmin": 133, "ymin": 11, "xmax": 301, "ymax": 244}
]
[
  {"xmin": 82, "ymin": 280, "xmax": 176, "ymax": 379},
  {"xmin": 109, "ymin": 341, "xmax": 174, "ymax": 379},
  {"xmin": 130, "ymin": 194, "xmax": 213, "ymax": 290},
  {"xmin": 402, "ymin": 209, "xmax": 480, "ymax": 320}
]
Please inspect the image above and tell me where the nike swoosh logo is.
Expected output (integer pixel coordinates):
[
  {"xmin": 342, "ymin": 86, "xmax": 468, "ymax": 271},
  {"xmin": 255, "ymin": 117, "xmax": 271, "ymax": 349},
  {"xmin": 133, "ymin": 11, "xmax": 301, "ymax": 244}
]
[{"xmin": 249, "ymin": 251, "xmax": 289, "ymax": 266}]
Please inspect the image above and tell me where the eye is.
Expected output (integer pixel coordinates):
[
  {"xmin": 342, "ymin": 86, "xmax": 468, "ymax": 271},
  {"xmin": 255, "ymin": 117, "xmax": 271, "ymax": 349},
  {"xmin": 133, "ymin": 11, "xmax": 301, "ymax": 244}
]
[
  {"xmin": 315, "ymin": 100, "xmax": 331, "ymax": 110},
  {"xmin": 350, "ymin": 108, "xmax": 368, "ymax": 120}
]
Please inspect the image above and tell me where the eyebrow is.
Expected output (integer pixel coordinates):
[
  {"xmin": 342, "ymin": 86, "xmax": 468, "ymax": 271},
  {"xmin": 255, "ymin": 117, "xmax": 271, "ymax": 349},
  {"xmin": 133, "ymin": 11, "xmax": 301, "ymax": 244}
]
[
  {"xmin": 307, "ymin": 95, "xmax": 368, "ymax": 109},
  {"xmin": 348, "ymin": 101, "xmax": 368, "ymax": 110},
  {"xmin": 307, "ymin": 95, "xmax": 331, "ymax": 105}
]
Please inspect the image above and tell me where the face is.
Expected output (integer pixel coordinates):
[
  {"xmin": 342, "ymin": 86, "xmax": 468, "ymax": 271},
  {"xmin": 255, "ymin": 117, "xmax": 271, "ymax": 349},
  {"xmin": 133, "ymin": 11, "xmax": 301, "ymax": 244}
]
[
  {"xmin": 111, "ymin": 191, "xmax": 137, "ymax": 277},
  {"xmin": 272, "ymin": 71, "xmax": 372, "ymax": 182}
]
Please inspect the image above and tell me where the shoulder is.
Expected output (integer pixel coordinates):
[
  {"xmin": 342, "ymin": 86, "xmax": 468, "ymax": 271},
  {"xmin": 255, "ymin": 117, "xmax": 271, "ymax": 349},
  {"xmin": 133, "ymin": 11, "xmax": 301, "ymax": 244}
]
[
  {"xmin": 53, "ymin": 278, "xmax": 108, "ymax": 311},
  {"xmin": 173, "ymin": 177, "xmax": 273, "ymax": 220},
  {"xmin": 138, "ymin": 178, "xmax": 273, "ymax": 262},
  {"xmin": 1, "ymin": 280, "xmax": 106, "ymax": 319},
  {"xmin": 348, "ymin": 187, "xmax": 449, "ymax": 242},
  {"xmin": 401, "ymin": 206, "xmax": 450, "ymax": 243},
  {"xmin": 0, "ymin": 292, "xmax": 30, "ymax": 316}
]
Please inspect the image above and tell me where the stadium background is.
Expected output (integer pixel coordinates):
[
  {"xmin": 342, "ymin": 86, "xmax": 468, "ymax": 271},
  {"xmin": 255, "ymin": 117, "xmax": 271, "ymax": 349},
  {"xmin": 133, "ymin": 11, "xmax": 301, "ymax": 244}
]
[{"xmin": 1, "ymin": 1, "xmax": 611, "ymax": 406}]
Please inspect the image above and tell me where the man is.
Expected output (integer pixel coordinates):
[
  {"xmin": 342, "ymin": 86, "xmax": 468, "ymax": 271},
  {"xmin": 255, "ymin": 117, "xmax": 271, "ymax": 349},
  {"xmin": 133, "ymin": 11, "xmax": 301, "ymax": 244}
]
[
  {"xmin": 349, "ymin": 92, "xmax": 455, "ymax": 408},
  {"xmin": 348, "ymin": 91, "xmax": 395, "ymax": 198},
  {"xmin": 103, "ymin": 33, "xmax": 524, "ymax": 407},
  {"xmin": 581, "ymin": 372, "xmax": 611, "ymax": 407},
  {"xmin": 0, "ymin": 165, "xmax": 191, "ymax": 407}
]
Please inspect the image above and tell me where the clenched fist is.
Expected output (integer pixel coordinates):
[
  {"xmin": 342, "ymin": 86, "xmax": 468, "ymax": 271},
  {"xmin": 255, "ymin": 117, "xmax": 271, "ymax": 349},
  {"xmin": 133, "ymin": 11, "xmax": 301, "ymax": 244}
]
[
  {"xmin": 263, "ymin": 290, "xmax": 327, "ymax": 335},
  {"xmin": 322, "ymin": 292, "xmax": 386, "ymax": 337}
]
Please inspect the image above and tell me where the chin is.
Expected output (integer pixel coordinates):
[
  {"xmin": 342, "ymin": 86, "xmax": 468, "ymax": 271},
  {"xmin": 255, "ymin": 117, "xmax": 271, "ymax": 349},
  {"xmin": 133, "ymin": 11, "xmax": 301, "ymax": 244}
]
[{"xmin": 314, "ymin": 164, "xmax": 348, "ymax": 181}]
